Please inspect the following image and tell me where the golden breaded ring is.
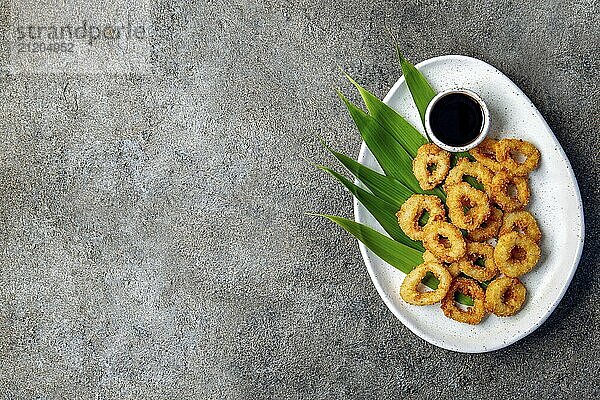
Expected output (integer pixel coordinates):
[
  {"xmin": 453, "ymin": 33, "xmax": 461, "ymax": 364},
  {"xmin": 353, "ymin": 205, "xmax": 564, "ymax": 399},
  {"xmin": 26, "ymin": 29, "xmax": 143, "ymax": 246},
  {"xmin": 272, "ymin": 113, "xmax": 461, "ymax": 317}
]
[
  {"xmin": 422, "ymin": 221, "xmax": 466, "ymax": 263},
  {"xmin": 400, "ymin": 262, "xmax": 452, "ymax": 305},
  {"xmin": 422, "ymin": 250, "xmax": 438, "ymax": 264},
  {"xmin": 441, "ymin": 277, "xmax": 486, "ymax": 325},
  {"xmin": 423, "ymin": 250, "xmax": 461, "ymax": 277},
  {"xmin": 396, "ymin": 194, "xmax": 446, "ymax": 241},
  {"xmin": 490, "ymin": 171, "xmax": 530, "ymax": 212},
  {"xmin": 468, "ymin": 207, "xmax": 503, "ymax": 242},
  {"xmin": 496, "ymin": 139, "xmax": 540, "ymax": 176},
  {"xmin": 444, "ymin": 158, "xmax": 493, "ymax": 194},
  {"xmin": 485, "ymin": 277, "xmax": 527, "ymax": 316},
  {"xmin": 455, "ymin": 242, "xmax": 498, "ymax": 282},
  {"xmin": 494, "ymin": 232, "xmax": 541, "ymax": 277},
  {"xmin": 499, "ymin": 211, "xmax": 542, "ymax": 243},
  {"xmin": 446, "ymin": 182, "xmax": 491, "ymax": 231},
  {"xmin": 470, "ymin": 138, "xmax": 502, "ymax": 172},
  {"xmin": 412, "ymin": 143, "xmax": 451, "ymax": 190}
]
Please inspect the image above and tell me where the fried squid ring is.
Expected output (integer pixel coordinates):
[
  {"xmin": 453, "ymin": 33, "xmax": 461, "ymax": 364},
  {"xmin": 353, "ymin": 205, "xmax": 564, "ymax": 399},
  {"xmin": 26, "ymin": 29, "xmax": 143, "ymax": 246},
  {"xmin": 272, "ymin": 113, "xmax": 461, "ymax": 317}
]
[
  {"xmin": 455, "ymin": 242, "xmax": 498, "ymax": 282},
  {"xmin": 396, "ymin": 194, "xmax": 446, "ymax": 241},
  {"xmin": 490, "ymin": 171, "xmax": 530, "ymax": 212},
  {"xmin": 467, "ymin": 207, "xmax": 503, "ymax": 242},
  {"xmin": 485, "ymin": 277, "xmax": 527, "ymax": 316},
  {"xmin": 441, "ymin": 277, "xmax": 486, "ymax": 325},
  {"xmin": 412, "ymin": 143, "xmax": 451, "ymax": 190},
  {"xmin": 400, "ymin": 262, "xmax": 452, "ymax": 305},
  {"xmin": 496, "ymin": 139, "xmax": 540, "ymax": 176},
  {"xmin": 422, "ymin": 250, "xmax": 437, "ymax": 264},
  {"xmin": 444, "ymin": 158, "xmax": 493, "ymax": 194},
  {"xmin": 422, "ymin": 221, "xmax": 466, "ymax": 263},
  {"xmin": 423, "ymin": 250, "xmax": 461, "ymax": 277},
  {"xmin": 494, "ymin": 232, "xmax": 541, "ymax": 277},
  {"xmin": 470, "ymin": 138, "xmax": 502, "ymax": 172},
  {"xmin": 499, "ymin": 211, "xmax": 542, "ymax": 243},
  {"xmin": 446, "ymin": 182, "xmax": 491, "ymax": 231}
]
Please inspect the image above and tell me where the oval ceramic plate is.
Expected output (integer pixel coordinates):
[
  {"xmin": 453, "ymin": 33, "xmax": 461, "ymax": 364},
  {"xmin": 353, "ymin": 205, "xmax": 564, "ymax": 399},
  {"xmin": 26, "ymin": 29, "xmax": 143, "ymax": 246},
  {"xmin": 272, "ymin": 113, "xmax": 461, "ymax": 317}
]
[{"xmin": 354, "ymin": 55, "xmax": 585, "ymax": 353}]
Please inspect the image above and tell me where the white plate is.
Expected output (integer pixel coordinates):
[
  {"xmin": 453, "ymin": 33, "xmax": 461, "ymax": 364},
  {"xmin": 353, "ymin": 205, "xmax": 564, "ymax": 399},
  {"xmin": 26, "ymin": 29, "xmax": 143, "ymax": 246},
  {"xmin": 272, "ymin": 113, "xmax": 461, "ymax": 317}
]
[{"xmin": 354, "ymin": 55, "xmax": 585, "ymax": 353}]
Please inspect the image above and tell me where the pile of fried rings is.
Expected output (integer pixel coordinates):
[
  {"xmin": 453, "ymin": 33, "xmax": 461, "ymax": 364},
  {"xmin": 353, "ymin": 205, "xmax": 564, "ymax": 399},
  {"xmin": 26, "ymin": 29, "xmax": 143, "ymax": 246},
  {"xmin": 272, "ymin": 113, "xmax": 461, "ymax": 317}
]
[{"xmin": 396, "ymin": 138, "xmax": 542, "ymax": 325}]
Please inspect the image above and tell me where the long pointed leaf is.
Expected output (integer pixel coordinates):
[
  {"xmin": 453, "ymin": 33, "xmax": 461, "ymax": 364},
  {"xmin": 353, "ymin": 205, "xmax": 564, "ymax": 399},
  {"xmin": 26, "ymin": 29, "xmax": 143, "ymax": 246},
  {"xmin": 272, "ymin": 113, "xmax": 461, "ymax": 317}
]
[
  {"xmin": 322, "ymin": 141, "xmax": 414, "ymax": 207},
  {"xmin": 318, "ymin": 165, "xmax": 424, "ymax": 251},
  {"xmin": 318, "ymin": 214, "xmax": 423, "ymax": 272},
  {"xmin": 396, "ymin": 49, "xmax": 436, "ymax": 126},
  {"xmin": 396, "ymin": 53, "xmax": 477, "ymax": 165},
  {"xmin": 315, "ymin": 214, "xmax": 473, "ymax": 306},
  {"xmin": 397, "ymin": 54, "xmax": 477, "ymax": 172},
  {"xmin": 338, "ymin": 91, "xmax": 422, "ymax": 193},
  {"xmin": 344, "ymin": 73, "xmax": 428, "ymax": 157},
  {"xmin": 334, "ymin": 93, "xmax": 447, "ymax": 199}
]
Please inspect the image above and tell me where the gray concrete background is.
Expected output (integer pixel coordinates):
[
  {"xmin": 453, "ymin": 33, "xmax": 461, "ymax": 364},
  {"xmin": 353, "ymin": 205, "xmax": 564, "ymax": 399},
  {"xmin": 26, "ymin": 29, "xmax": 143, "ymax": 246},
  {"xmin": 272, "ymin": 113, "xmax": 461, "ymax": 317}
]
[{"xmin": 0, "ymin": 0, "xmax": 599, "ymax": 398}]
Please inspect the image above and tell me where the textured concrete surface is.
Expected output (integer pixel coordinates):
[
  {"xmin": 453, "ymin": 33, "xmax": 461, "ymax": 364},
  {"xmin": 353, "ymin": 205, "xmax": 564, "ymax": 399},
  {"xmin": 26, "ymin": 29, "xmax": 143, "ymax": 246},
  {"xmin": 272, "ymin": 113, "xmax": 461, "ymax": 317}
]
[{"xmin": 0, "ymin": 0, "xmax": 599, "ymax": 398}]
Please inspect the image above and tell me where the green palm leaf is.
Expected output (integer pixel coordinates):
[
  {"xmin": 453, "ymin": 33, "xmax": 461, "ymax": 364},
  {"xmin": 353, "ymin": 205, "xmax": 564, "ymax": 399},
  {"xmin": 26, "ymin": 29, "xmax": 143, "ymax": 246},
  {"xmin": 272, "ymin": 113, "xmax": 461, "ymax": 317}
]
[
  {"xmin": 397, "ymin": 52, "xmax": 480, "ymax": 185},
  {"xmin": 338, "ymin": 90, "xmax": 445, "ymax": 199},
  {"xmin": 318, "ymin": 165, "xmax": 424, "ymax": 251},
  {"xmin": 344, "ymin": 72, "xmax": 428, "ymax": 156},
  {"xmin": 317, "ymin": 214, "xmax": 423, "ymax": 272},
  {"xmin": 321, "ymin": 141, "xmax": 414, "ymax": 207},
  {"xmin": 396, "ymin": 48, "xmax": 436, "ymax": 126},
  {"xmin": 338, "ymin": 90, "xmax": 421, "ymax": 193}
]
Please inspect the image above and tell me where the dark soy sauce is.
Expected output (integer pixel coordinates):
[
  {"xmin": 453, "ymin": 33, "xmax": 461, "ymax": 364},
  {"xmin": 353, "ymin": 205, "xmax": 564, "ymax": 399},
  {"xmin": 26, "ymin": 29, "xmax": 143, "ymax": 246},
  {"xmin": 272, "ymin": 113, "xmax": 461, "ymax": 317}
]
[{"xmin": 429, "ymin": 93, "xmax": 483, "ymax": 146}]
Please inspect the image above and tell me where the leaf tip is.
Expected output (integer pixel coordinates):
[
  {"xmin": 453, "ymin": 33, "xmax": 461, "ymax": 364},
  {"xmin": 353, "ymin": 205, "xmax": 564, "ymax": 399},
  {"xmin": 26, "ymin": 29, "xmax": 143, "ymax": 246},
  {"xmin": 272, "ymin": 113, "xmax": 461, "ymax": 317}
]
[
  {"xmin": 300, "ymin": 155, "xmax": 319, "ymax": 169},
  {"xmin": 314, "ymin": 164, "xmax": 332, "ymax": 174},
  {"xmin": 336, "ymin": 88, "xmax": 350, "ymax": 105},
  {"xmin": 396, "ymin": 47, "xmax": 408, "ymax": 66}
]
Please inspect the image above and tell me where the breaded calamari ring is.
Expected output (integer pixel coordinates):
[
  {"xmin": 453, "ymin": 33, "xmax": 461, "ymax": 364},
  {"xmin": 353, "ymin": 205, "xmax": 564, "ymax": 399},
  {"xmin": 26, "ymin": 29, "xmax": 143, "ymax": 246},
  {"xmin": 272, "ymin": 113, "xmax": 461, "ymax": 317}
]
[
  {"xmin": 485, "ymin": 277, "xmax": 527, "ymax": 316},
  {"xmin": 467, "ymin": 207, "xmax": 503, "ymax": 242},
  {"xmin": 494, "ymin": 232, "xmax": 541, "ymax": 277},
  {"xmin": 490, "ymin": 171, "xmax": 530, "ymax": 212},
  {"xmin": 422, "ymin": 250, "xmax": 438, "ymax": 264},
  {"xmin": 470, "ymin": 138, "xmax": 502, "ymax": 172},
  {"xmin": 441, "ymin": 277, "xmax": 486, "ymax": 325},
  {"xmin": 412, "ymin": 143, "xmax": 451, "ymax": 190},
  {"xmin": 496, "ymin": 139, "xmax": 540, "ymax": 176},
  {"xmin": 422, "ymin": 221, "xmax": 466, "ymax": 263},
  {"xmin": 446, "ymin": 182, "xmax": 491, "ymax": 231},
  {"xmin": 423, "ymin": 250, "xmax": 461, "ymax": 277},
  {"xmin": 396, "ymin": 194, "xmax": 446, "ymax": 241},
  {"xmin": 499, "ymin": 211, "xmax": 542, "ymax": 243},
  {"xmin": 444, "ymin": 158, "xmax": 493, "ymax": 194},
  {"xmin": 455, "ymin": 242, "xmax": 498, "ymax": 282},
  {"xmin": 400, "ymin": 262, "xmax": 452, "ymax": 305}
]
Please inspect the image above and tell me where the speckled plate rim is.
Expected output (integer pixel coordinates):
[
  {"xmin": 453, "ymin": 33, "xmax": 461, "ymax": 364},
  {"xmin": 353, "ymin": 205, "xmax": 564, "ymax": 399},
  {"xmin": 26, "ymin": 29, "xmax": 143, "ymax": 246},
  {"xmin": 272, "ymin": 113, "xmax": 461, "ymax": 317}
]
[{"xmin": 353, "ymin": 55, "xmax": 585, "ymax": 353}]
